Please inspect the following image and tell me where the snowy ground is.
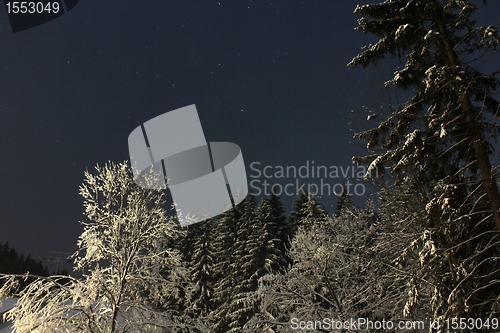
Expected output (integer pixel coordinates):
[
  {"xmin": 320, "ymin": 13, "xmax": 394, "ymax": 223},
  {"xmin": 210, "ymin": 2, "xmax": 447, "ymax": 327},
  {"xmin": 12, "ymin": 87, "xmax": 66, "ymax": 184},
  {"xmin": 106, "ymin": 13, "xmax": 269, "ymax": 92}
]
[{"xmin": 0, "ymin": 298, "xmax": 16, "ymax": 333}]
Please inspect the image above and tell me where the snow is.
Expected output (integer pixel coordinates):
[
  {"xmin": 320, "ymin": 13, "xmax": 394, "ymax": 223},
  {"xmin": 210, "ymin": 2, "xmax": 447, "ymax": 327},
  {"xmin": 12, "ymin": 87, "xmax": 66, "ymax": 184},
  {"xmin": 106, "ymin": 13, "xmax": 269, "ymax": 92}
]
[
  {"xmin": 0, "ymin": 298, "xmax": 16, "ymax": 314},
  {"xmin": 0, "ymin": 323, "xmax": 13, "ymax": 333},
  {"xmin": 0, "ymin": 298, "xmax": 17, "ymax": 333}
]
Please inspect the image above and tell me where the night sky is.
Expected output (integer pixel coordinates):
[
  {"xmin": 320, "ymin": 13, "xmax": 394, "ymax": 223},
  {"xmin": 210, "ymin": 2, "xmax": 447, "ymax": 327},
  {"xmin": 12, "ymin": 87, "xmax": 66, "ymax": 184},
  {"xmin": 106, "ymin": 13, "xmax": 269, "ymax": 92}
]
[{"xmin": 1, "ymin": 1, "xmax": 499, "ymax": 270}]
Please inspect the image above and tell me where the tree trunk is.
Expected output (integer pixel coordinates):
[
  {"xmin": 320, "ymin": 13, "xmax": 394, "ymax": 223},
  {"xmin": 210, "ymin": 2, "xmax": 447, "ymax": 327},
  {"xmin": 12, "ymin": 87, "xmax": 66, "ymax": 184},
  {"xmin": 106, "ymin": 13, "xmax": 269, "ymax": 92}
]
[{"xmin": 435, "ymin": 1, "xmax": 500, "ymax": 231}]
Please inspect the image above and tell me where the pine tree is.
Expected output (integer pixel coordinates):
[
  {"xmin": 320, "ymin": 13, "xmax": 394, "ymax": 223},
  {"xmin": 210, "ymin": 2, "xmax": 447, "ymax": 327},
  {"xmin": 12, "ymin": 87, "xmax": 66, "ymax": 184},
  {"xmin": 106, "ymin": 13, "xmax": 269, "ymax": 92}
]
[{"xmin": 349, "ymin": 0, "xmax": 500, "ymax": 319}]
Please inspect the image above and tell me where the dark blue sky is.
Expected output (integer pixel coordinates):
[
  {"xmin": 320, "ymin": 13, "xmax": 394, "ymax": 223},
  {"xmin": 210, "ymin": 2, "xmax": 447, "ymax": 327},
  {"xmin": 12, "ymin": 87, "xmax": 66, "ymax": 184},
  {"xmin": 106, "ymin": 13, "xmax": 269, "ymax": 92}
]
[{"xmin": 0, "ymin": 1, "xmax": 499, "ymax": 268}]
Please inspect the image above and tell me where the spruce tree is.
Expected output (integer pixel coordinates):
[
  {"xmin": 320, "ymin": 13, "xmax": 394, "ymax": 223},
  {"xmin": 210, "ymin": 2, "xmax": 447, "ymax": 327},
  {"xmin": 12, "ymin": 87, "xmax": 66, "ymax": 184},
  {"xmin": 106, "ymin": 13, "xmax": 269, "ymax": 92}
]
[
  {"xmin": 187, "ymin": 219, "xmax": 216, "ymax": 319},
  {"xmin": 226, "ymin": 195, "xmax": 259, "ymax": 332},
  {"xmin": 288, "ymin": 191, "xmax": 328, "ymax": 236},
  {"xmin": 349, "ymin": 0, "xmax": 500, "ymax": 228},
  {"xmin": 334, "ymin": 183, "xmax": 356, "ymax": 217},
  {"xmin": 0, "ymin": 241, "xmax": 49, "ymax": 280},
  {"xmin": 267, "ymin": 192, "xmax": 291, "ymax": 265},
  {"xmin": 211, "ymin": 196, "xmax": 253, "ymax": 332},
  {"xmin": 227, "ymin": 196, "xmax": 286, "ymax": 332},
  {"xmin": 349, "ymin": 0, "xmax": 500, "ymax": 319}
]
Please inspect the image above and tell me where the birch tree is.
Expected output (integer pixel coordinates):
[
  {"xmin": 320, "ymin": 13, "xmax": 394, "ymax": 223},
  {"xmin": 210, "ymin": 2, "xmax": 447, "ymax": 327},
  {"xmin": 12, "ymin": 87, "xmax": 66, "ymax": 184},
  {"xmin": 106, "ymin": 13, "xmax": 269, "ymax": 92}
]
[{"xmin": 0, "ymin": 162, "xmax": 208, "ymax": 333}]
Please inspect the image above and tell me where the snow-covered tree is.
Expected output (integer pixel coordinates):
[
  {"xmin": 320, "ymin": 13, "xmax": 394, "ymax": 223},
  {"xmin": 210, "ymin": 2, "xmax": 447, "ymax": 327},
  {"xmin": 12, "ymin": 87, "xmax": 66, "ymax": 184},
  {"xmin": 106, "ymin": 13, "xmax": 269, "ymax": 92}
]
[
  {"xmin": 185, "ymin": 219, "xmax": 216, "ymax": 319},
  {"xmin": 349, "ymin": 0, "xmax": 500, "ymax": 319},
  {"xmin": 225, "ymin": 197, "xmax": 288, "ymax": 332},
  {"xmin": 210, "ymin": 196, "xmax": 248, "ymax": 332},
  {"xmin": 0, "ymin": 162, "xmax": 208, "ymax": 333},
  {"xmin": 266, "ymin": 192, "xmax": 290, "ymax": 265},
  {"xmin": 205, "ymin": 193, "xmax": 291, "ymax": 332},
  {"xmin": 288, "ymin": 191, "xmax": 328, "ymax": 237},
  {"xmin": 334, "ymin": 183, "xmax": 356, "ymax": 217},
  {"xmin": 249, "ymin": 196, "xmax": 432, "ymax": 332}
]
